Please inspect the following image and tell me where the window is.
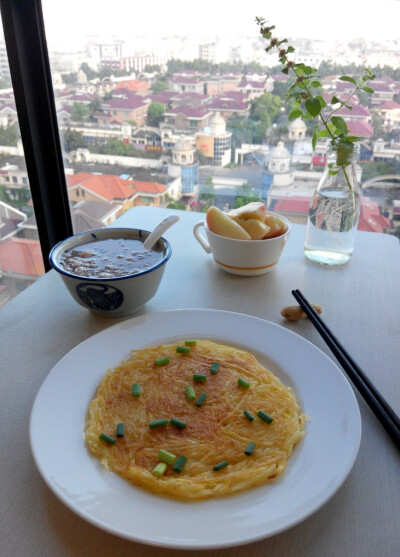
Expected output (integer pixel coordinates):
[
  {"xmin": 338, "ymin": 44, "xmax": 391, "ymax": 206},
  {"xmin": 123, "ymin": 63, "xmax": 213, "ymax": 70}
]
[{"xmin": 1, "ymin": 0, "xmax": 398, "ymax": 309}]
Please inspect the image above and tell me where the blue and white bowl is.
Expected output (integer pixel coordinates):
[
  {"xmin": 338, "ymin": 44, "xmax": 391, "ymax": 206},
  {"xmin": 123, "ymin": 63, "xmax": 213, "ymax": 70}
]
[{"xmin": 49, "ymin": 227, "xmax": 171, "ymax": 317}]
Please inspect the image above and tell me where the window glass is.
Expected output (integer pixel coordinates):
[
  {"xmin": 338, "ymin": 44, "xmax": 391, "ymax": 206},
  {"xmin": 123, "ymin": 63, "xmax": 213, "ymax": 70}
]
[
  {"xmin": 0, "ymin": 18, "xmax": 45, "ymax": 307},
  {"xmin": 41, "ymin": 0, "xmax": 399, "ymax": 239}
]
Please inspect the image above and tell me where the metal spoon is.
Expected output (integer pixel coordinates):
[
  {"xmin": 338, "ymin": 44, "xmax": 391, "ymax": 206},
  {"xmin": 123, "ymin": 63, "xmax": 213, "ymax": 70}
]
[{"xmin": 142, "ymin": 214, "xmax": 180, "ymax": 250}]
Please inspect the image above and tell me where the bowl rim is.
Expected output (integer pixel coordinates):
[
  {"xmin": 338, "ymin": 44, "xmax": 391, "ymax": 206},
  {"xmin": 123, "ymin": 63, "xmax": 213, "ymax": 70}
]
[{"xmin": 49, "ymin": 227, "xmax": 172, "ymax": 282}]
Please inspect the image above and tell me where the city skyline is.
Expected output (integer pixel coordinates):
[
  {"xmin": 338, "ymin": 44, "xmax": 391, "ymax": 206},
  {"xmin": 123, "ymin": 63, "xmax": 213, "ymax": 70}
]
[{"xmin": 40, "ymin": 0, "xmax": 400, "ymax": 52}]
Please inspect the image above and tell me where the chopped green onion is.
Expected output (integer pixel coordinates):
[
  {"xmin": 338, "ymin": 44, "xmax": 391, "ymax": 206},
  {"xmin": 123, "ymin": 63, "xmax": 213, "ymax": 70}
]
[
  {"xmin": 185, "ymin": 340, "xmax": 197, "ymax": 346},
  {"xmin": 155, "ymin": 357, "xmax": 170, "ymax": 366},
  {"xmin": 99, "ymin": 432, "xmax": 116, "ymax": 445},
  {"xmin": 152, "ymin": 462, "xmax": 167, "ymax": 477},
  {"xmin": 116, "ymin": 423, "xmax": 125, "ymax": 438},
  {"xmin": 172, "ymin": 455, "xmax": 187, "ymax": 473},
  {"xmin": 158, "ymin": 449, "xmax": 176, "ymax": 464},
  {"xmin": 257, "ymin": 410, "xmax": 274, "ymax": 424},
  {"xmin": 176, "ymin": 345, "xmax": 190, "ymax": 354},
  {"xmin": 243, "ymin": 410, "xmax": 255, "ymax": 422},
  {"xmin": 238, "ymin": 378, "xmax": 250, "ymax": 388},
  {"xmin": 210, "ymin": 362, "xmax": 220, "ymax": 374},
  {"xmin": 193, "ymin": 373, "xmax": 207, "ymax": 383},
  {"xmin": 244, "ymin": 442, "xmax": 256, "ymax": 456},
  {"xmin": 131, "ymin": 383, "xmax": 141, "ymax": 397},
  {"xmin": 148, "ymin": 418, "xmax": 169, "ymax": 429},
  {"xmin": 170, "ymin": 417, "xmax": 187, "ymax": 430},
  {"xmin": 213, "ymin": 460, "xmax": 228, "ymax": 471},
  {"xmin": 195, "ymin": 393, "xmax": 207, "ymax": 407},
  {"xmin": 185, "ymin": 385, "xmax": 196, "ymax": 401}
]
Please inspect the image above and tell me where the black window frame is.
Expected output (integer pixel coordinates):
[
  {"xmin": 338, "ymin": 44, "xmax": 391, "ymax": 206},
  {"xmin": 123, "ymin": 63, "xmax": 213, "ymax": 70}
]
[{"xmin": 0, "ymin": 0, "xmax": 73, "ymax": 271}]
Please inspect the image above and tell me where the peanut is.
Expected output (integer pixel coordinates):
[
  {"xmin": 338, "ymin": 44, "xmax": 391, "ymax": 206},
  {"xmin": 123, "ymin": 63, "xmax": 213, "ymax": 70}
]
[{"xmin": 281, "ymin": 304, "xmax": 322, "ymax": 321}]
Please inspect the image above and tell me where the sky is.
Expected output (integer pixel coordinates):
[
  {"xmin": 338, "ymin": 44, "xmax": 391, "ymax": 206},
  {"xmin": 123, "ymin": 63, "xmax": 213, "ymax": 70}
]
[{"xmin": 41, "ymin": 0, "xmax": 400, "ymax": 51}]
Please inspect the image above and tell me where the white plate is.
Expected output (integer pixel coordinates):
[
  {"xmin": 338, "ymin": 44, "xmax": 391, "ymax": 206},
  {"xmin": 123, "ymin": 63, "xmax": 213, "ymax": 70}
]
[{"xmin": 30, "ymin": 309, "xmax": 361, "ymax": 549}]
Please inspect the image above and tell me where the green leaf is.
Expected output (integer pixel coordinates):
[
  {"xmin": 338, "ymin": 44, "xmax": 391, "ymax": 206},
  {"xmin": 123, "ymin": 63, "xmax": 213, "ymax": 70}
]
[
  {"xmin": 289, "ymin": 109, "xmax": 303, "ymax": 120},
  {"xmin": 287, "ymin": 46, "xmax": 295, "ymax": 53},
  {"xmin": 329, "ymin": 169, "xmax": 340, "ymax": 175},
  {"xmin": 265, "ymin": 45, "xmax": 273, "ymax": 52},
  {"xmin": 317, "ymin": 129, "xmax": 331, "ymax": 137},
  {"xmin": 311, "ymin": 80, "xmax": 322, "ymax": 88},
  {"xmin": 331, "ymin": 116, "xmax": 348, "ymax": 135},
  {"xmin": 280, "ymin": 55, "xmax": 287, "ymax": 63},
  {"xmin": 312, "ymin": 124, "xmax": 319, "ymax": 150},
  {"xmin": 281, "ymin": 66, "xmax": 290, "ymax": 74},
  {"xmin": 305, "ymin": 98, "xmax": 321, "ymax": 117},
  {"xmin": 339, "ymin": 76, "xmax": 356, "ymax": 85},
  {"xmin": 316, "ymin": 95, "xmax": 327, "ymax": 108},
  {"xmin": 331, "ymin": 96, "xmax": 341, "ymax": 104},
  {"xmin": 304, "ymin": 65, "xmax": 316, "ymax": 75},
  {"xmin": 362, "ymin": 86, "xmax": 374, "ymax": 93}
]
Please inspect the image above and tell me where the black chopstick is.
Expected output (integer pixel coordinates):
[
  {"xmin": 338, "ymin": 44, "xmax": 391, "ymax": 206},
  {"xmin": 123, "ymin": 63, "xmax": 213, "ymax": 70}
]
[{"xmin": 292, "ymin": 289, "xmax": 400, "ymax": 451}]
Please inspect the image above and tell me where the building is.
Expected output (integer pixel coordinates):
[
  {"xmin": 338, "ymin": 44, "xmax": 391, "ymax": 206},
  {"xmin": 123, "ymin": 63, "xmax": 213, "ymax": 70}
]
[
  {"xmin": 195, "ymin": 112, "xmax": 232, "ymax": 167},
  {"xmin": 167, "ymin": 136, "xmax": 199, "ymax": 197},
  {"xmin": 163, "ymin": 105, "xmax": 212, "ymax": 131},
  {"xmin": 98, "ymin": 94, "xmax": 149, "ymax": 126}
]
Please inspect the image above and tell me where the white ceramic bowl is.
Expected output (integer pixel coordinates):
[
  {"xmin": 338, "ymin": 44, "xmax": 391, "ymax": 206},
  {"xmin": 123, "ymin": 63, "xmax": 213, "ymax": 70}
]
[
  {"xmin": 49, "ymin": 228, "xmax": 171, "ymax": 317},
  {"xmin": 193, "ymin": 213, "xmax": 291, "ymax": 276}
]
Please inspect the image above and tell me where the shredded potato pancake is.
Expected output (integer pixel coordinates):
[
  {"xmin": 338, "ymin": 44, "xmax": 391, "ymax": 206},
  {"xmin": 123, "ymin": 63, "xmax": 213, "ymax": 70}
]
[{"xmin": 85, "ymin": 340, "xmax": 307, "ymax": 499}]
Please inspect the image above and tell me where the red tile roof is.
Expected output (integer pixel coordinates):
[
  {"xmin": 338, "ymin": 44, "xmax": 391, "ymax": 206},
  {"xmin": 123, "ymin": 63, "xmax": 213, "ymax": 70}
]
[
  {"xmin": 0, "ymin": 237, "xmax": 44, "ymax": 277},
  {"xmin": 164, "ymin": 105, "xmax": 212, "ymax": 119},
  {"xmin": 105, "ymin": 96, "xmax": 147, "ymax": 110},
  {"xmin": 335, "ymin": 104, "xmax": 371, "ymax": 117},
  {"xmin": 66, "ymin": 172, "xmax": 167, "ymax": 200},
  {"xmin": 132, "ymin": 180, "xmax": 167, "ymax": 194},
  {"xmin": 273, "ymin": 196, "xmax": 311, "ymax": 214},
  {"xmin": 358, "ymin": 196, "xmax": 391, "ymax": 232},
  {"xmin": 113, "ymin": 80, "xmax": 150, "ymax": 92},
  {"xmin": 376, "ymin": 100, "xmax": 400, "ymax": 110},
  {"xmin": 346, "ymin": 120, "xmax": 374, "ymax": 137},
  {"xmin": 66, "ymin": 172, "xmax": 136, "ymax": 201}
]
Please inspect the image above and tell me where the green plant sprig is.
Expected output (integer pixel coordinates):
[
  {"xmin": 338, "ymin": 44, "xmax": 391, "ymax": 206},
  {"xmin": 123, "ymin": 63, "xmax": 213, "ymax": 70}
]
[{"xmin": 256, "ymin": 17, "xmax": 376, "ymax": 155}]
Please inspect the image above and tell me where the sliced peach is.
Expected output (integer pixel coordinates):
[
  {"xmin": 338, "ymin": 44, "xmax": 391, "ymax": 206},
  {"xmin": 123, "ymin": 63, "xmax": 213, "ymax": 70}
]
[
  {"xmin": 235, "ymin": 218, "xmax": 271, "ymax": 240},
  {"xmin": 227, "ymin": 202, "xmax": 266, "ymax": 222},
  {"xmin": 206, "ymin": 206, "xmax": 251, "ymax": 240},
  {"xmin": 264, "ymin": 213, "xmax": 288, "ymax": 239}
]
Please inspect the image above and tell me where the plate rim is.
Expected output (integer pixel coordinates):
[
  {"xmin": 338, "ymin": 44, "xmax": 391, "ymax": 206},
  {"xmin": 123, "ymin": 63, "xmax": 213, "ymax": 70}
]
[{"xmin": 29, "ymin": 308, "xmax": 361, "ymax": 549}]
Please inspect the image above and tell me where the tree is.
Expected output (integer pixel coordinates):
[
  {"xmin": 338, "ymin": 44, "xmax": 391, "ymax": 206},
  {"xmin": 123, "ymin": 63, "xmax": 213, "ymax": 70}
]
[
  {"xmin": 62, "ymin": 128, "xmax": 87, "ymax": 152},
  {"xmin": 250, "ymin": 93, "xmax": 282, "ymax": 126},
  {"xmin": 80, "ymin": 62, "xmax": 98, "ymax": 81},
  {"xmin": 61, "ymin": 72, "xmax": 77, "ymax": 84},
  {"xmin": 199, "ymin": 176, "xmax": 216, "ymax": 209},
  {"xmin": 70, "ymin": 102, "xmax": 90, "ymax": 121},
  {"xmin": 147, "ymin": 102, "xmax": 166, "ymax": 127},
  {"xmin": 0, "ymin": 124, "xmax": 19, "ymax": 146},
  {"xmin": 233, "ymin": 183, "xmax": 262, "ymax": 209},
  {"xmin": 88, "ymin": 98, "xmax": 103, "ymax": 121},
  {"xmin": 167, "ymin": 199, "xmax": 186, "ymax": 210},
  {"xmin": 152, "ymin": 79, "xmax": 169, "ymax": 93}
]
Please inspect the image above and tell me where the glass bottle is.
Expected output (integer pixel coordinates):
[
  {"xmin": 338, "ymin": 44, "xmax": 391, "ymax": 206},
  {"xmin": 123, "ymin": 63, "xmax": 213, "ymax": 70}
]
[{"xmin": 304, "ymin": 142, "xmax": 360, "ymax": 266}]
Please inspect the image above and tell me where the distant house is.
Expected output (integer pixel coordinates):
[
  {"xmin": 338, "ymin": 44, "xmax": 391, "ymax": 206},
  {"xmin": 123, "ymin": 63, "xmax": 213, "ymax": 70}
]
[
  {"xmin": 71, "ymin": 200, "xmax": 121, "ymax": 232},
  {"xmin": 112, "ymin": 80, "xmax": 150, "ymax": 96},
  {"xmin": 236, "ymin": 79, "xmax": 267, "ymax": 100},
  {"xmin": 66, "ymin": 172, "xmax": 168, "ymax": 210},
  {"xmin": 163, "ymin": 105, "xmax": 213, "ymax": 131},
  {"xmin": 206, "ymin": 93, "xmax": 250, "ymax": 119},
  {"xmin": 0, "ymin": 102, "xmax": 17, "ymax": 126},
  {"xmin": 169, "ymin": 76, "xmax": 206, "ymax": 95},
  {"xmin": 375, "ymin": 100, "xmax": 400, "ymax": 131},
  {"xmin": 98, "ymin": 93, "xmax": 149, "ymax": 126},
  {"xmin": 0, "ymin": 237, "xmax": 44, "ymax": 302},
  {"xmin": 0, "ymin": 201, "xmax": 26, "ymax": 239}
]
